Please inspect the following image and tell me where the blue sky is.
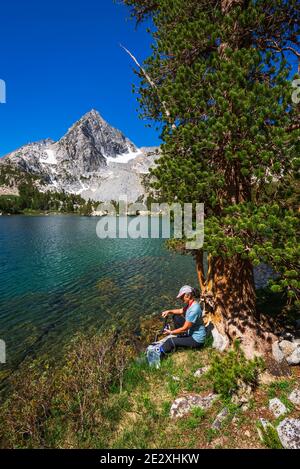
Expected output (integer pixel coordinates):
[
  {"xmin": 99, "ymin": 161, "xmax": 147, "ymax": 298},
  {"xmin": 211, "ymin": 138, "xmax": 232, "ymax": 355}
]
[
  {"xmin": 0, "ymin": 0, "xmax": 161, "ymax": 157},
  {"xmin": 0, "ymin": 2, "xmax": 298, "ymax": 158}
]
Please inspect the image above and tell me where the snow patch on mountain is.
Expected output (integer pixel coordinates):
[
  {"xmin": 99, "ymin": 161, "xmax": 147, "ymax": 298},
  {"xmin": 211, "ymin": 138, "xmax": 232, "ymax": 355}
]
[
  {"xmin": 43, "ymin": 149, "xmax": 57, "ymax": 165},
  {"xmin": 106, "ymin": 150, "xmax": 142, "ymax": 165}
]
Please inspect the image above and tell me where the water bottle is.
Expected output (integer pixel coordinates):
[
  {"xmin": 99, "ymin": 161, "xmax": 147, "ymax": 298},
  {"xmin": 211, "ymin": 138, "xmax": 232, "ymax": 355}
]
[{"xmin": 146, "ymin": 344, "xmax": 161, "ymax": 369}]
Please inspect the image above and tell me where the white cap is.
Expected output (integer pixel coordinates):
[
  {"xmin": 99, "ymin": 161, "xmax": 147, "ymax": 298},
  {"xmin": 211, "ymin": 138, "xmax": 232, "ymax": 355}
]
[{"xmin": 176, "ymin": 285, "xmax": 194, "ymax": 299}]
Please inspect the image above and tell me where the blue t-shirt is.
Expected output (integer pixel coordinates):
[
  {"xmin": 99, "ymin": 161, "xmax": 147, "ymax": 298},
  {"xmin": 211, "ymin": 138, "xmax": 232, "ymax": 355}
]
[{"xmin": 185, "ymin": 302, "xmax": 206, "ymax": 343}]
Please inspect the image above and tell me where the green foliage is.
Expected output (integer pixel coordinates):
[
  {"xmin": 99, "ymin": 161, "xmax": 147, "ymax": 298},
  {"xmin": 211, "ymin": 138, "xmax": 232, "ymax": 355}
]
[
  {"xmin": 256, "ymin": 421, "xmax": 283, "ymax": 449},
  {"xmin": 0, "ymin": 330, "xmax": 136, "ymax": 448},
  {"xmin": 112, "ymin": 421, "xmax": 153, "ymax": 449},
  {"xmin": 123, "ymin": 359, "xmax": 151, "ymax": 393},
  {"xmin": 203, "ymin": 333, "xmax": 214, "ymax": 348},
  {"xmin": 161, "ymin": 400, "xmax": 172, "ymax": 417},
  {"xmin": 0, "ymin": 163, "xmax": 37, "ymax": 187},
  {"xmin": 207, "ymin": 342, "xmax": 264, "ymax": 399},
  {"xmin": 125, "ymin": 0, "xmax": 300, "ymax": 307},
  {"xmin": 139, "ymin": 393, "xmax": 159, "ymax": 419},
  {"xmin": 0, "ymin": 195, "xmax": 22, "ymax": 214},
  {"xmin": 267, "ymin": 380, "xmax": 293, "ymax": 399},
  {"xmin": 80, "ymin": 198, "xmax": 94, "ymax": 216},
  {"xmin": 0, "ymin": 325, "xmax": 295, "ymax": 450},
  {"xmin": 167, "ymin": 379, "xmax": 181, "ymax": 398},
  {"xmin": 267, "ymin": 380, "xmax": 295, "ymax": 414},
  {"xmin": 205, "ymin": 427, "xmax": 218, "ymax": 444},
  {"xmin": 179, "ymin": 407, "xmax": 206, "ymax": 430},
  {"xmin": 0, "ymin": 178, "xmax": 94, "ymax": 215}
]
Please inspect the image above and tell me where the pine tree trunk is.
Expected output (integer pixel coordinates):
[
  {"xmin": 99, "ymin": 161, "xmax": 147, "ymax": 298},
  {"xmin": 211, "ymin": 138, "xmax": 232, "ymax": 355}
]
[{"xmin": 195, "ymin": 251, "xmax": 276, "ymax": 358}]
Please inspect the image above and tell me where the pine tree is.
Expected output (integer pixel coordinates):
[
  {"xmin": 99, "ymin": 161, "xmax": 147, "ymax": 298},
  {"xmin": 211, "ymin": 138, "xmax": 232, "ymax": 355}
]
[
  {"xmin": 81, "ymin": 198, "xmax": 93, "ymax": 216},
  {"xmin": 124, "ymin": 0, "xmax": 300, "ymax": 357}
]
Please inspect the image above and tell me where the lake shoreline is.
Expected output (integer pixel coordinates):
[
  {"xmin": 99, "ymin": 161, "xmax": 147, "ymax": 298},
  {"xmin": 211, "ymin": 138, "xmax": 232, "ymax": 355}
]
[
  {"xmin": 0, "ymin": 215, "xmax": 201, "ymax": 371},
  {"xmin": 1, "ymin": 314, "xmax": 299, "ymax": 449},
  {"xmin": 0, "ymin": 208, "xmax": 84, "ymax": 217}
]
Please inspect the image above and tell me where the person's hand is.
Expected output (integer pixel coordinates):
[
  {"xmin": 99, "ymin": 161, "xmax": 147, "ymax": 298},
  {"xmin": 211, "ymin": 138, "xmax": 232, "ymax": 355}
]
[
  {"xmin": 163, "ymin": 329, "xmax": 171, "ymax": 335},
  {"xmin": 161, "ymin": 310, "xmax": 170, "ymax": 318}
]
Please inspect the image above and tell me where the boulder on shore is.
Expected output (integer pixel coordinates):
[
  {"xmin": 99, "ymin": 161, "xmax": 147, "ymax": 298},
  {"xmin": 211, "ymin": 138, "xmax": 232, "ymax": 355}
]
[
  {"xmin": 269, "ymin": 398, "xmax": 287, "ymax": 418},
  {"xmin": 170, "ymin": 393, "xmax": 218, "ymax": 419},
  {"xmin": 272, "ymin": 339, "xmax": 300, "ymax": 365},
  {"xmin": 277, "ymin": 418, "xmax": 300, "ymax": 449}
]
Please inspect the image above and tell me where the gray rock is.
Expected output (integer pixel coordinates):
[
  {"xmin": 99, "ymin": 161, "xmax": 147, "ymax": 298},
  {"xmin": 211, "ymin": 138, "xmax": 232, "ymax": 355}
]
[
  {"xmin": 170, "ymin": 393, "xmax": 218, "ymax": 419},
  {"xmin": 277, "ymin": 418, "xmax": 300, "ymax": 449},
  {"xmin": 279, "ymin": 340, "xmax": 298, "ymax": 357},
  {"xmin": 288, "ymin": 389, "xmax": 300, "ymax": 406},
  {"xmin": 212, "ymin": 407, "xmax": 229, "ymax": 430},
  {"xmin": 193, "ymin": 366, "xmax": 210, "ymax": 378},
  {"xmin": 269, "ymin": 398, "xmax": 288, "ymax": 418},
  {"xmin": 272, "ymin": 341, "xmax": 285, "ymax": 363},
  {"xmin": 287, "ymin": 347, "xmax": 300, "ymax": 365}
]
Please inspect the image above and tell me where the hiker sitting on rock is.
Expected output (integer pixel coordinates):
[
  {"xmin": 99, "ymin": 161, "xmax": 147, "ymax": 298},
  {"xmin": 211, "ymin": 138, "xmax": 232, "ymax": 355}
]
[{"xmin": 160, "ymin": 285, "xmax": 206, "ymax": 355}]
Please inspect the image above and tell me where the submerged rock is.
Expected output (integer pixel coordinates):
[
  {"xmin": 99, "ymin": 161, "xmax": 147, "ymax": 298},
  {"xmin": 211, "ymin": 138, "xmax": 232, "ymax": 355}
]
[{"xmin": 277, "ymin": 418, "xmax": 300, "ymax": 449}]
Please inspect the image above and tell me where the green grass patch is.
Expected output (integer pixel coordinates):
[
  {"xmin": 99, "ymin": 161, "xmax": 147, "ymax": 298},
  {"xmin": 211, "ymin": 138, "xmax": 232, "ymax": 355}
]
[{"xmin": 267, "ymin": 380, "xmax": 294, "ymax": 399}]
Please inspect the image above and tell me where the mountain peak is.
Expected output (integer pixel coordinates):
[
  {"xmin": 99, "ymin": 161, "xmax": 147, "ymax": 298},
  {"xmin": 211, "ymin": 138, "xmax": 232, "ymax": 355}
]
[
  {"xmin": 55, "ymin": 108, "xmax": 138, "ymax": 171},
  {"xmin": 0, "ymin": 109, "xmax": 159, "ymax": 203},
  {"xmin": 81, "ymin": 109, "xmax": 103, "ymax": 121}
]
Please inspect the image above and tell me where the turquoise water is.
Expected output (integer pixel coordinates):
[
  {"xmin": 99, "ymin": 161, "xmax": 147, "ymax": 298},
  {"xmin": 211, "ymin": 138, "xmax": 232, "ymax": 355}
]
[
  {"xmin": 0, "ymin": 215, "xmax": 199, "ymax": 368},
  {"xmin": 0, "ymin": 215, "xmax": 274, "ymax": 372}
]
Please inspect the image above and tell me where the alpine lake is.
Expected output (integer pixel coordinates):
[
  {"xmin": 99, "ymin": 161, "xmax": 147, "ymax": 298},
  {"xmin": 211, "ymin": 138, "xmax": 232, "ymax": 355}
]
[{"xmin": 0, "ymin": 214, "xmax": 273, "ymax": 379}]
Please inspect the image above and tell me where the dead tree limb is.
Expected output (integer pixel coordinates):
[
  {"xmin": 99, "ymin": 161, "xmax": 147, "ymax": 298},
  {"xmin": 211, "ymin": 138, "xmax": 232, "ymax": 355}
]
[{"xmin": 120, "ymin": 44, "xmax": 176, "ymax": 130}]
